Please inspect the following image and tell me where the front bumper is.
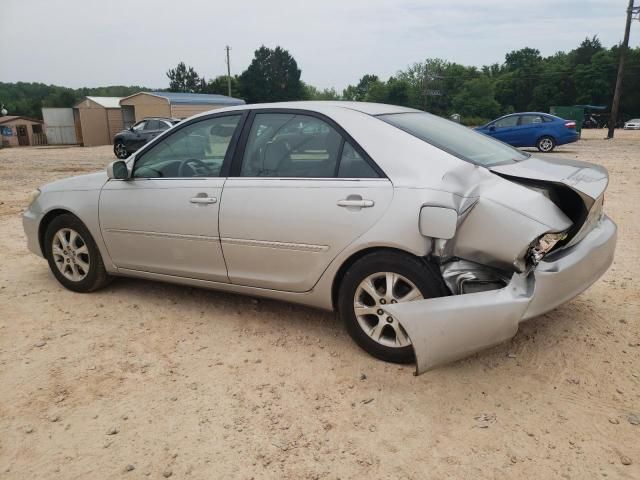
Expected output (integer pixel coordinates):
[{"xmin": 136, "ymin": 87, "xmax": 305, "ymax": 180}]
[
  {"xmin": 387, "ymin": 215, "xmax": 617, "ymax": 375},
  {"xmin": 23, "ymin": 208, "xmax": 44, "ymax": 257}
]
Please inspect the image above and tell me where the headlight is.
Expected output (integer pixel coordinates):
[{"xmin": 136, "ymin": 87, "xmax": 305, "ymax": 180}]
[
  {"xmin": 27, "ymin": 189, "xmax": 41, "ymax": 207},
  {"xmin": 529, "ymin": 232, "xmax": 568, "ymax": 266}
]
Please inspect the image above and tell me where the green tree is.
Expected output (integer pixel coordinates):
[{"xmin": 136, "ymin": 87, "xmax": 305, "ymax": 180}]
[
  {"xmin": 303, "ymin": 83, "xmax": 341, "ymax": 100},
  {"xmin": 200, "ymin": 75, "xmax": 242, "ymax": 98},
  {"xmin": 166, "ymin": 62, "xmax": 202, "ymax": 93},
  {"xmin": 238, "ymin": 46, "xmax": 304, "ymax": 103},
  {"xmin": 342, "ymin": 74, "xmax": 380, "ymax": 101},
  {"xmin": 495, "ymin": 48, "xmax": 543, "ymax": 111},
  {"xmin": 452, "ymin": 76, "xmax": 500, "ymax": 119},
  {"xmin": 571, "ymin": 36, "xmax": 603, "ymax": 66}
]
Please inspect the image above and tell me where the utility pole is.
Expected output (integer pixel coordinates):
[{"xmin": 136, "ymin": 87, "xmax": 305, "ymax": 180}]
[
  {"xmin": 225, "ymin": 46, "xmax": 232, "ymax": 98},
  {"xmin": 607, "ymin": 0, "xmax": 638, "ymax": 138}
]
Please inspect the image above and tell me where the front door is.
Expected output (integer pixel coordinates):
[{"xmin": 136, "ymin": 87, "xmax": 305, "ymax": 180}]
[
  {"xmin": 17, "ymin": 125, "xmax": 29, "ymax": 146},
  {"xmin": 129, "ymin": 120, "xmax": 150, "ymax": 150},
  {"xmin": 490, "ymin": 115, "xmax": 519, "ymax": 145},
  {"xmin": 219, "ymin": 111, "xmax": 393, "ymax": 292},
  {"xmin": 99, "ymin": 113, "xmax": 243, "ymax": 282}
]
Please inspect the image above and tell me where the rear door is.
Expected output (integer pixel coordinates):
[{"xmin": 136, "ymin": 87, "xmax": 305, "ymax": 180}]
[
  {"xmin": 219, "ymin": 110, "xmax": 393, "ymax": 292},
  {"xmin": 142, "ymin": 120, "xmax": 163, "ymax": 143},
  {"xmin": 515, "ymin": 114, "xmax": 544, "ymax": 147}
]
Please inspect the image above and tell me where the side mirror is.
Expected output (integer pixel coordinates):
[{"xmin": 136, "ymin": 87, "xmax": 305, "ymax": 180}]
[
  {"xmin": 107, "ymin": 160, "xmax": 129, "ymax": 180},
  {"xmin": 488, "ymin": 125, "xmax": 496, "ymax": 131}
]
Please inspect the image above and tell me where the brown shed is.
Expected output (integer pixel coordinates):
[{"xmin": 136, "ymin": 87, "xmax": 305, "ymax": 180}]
[
  {"xmin": 119, "ymin": 92, "xmax": 245, "ymax": 128},
  {"xmin": 73, "ymin": 97, "xmax": 123, "ymax": 147},
  {"xmin": 0, "ymin": 116, "xmax": 46, "ymax": 147}
]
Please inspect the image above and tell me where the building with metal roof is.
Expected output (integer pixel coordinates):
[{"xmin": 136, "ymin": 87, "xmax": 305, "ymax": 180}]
[
  {"xmin": 73, "ymin": 96, "xmax": 124, "ymax": 147},
  {"xmin": 119, "ymin": 91, "xmax": 245, "ymax": 127}
]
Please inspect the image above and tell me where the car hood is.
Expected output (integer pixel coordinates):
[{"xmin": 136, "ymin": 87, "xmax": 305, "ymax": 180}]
[
  {"xmin": 41, "ymin": 171, "xmax": 109, "ymax": 193},
  {"xmin": 489, "ymin": 156, "xmax": 608, "ymax": 206}
]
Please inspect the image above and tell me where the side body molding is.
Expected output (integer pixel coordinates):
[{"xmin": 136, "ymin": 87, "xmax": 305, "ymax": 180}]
[{"xmin": 385, "ymin": 273, "xmax": 533, "ymax": 375}]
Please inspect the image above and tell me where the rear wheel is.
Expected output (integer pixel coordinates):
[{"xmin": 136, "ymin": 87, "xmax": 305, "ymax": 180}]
[
  {"xmin": 337, "ymin": 251, "xmax": 448, "ymax": 363},
  {"xmin": 44, "ymin": 214, "xmax": 111, "ymax": 293},
  {"xmin": 114, "ymin": 141, "xmax": 129, "ymax": 159},
  {"xmin": 536, "ymin": 136, "xmax": 556, "ymax": 153}
]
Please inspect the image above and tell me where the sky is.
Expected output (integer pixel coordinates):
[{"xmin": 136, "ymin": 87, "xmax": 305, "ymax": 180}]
[{"xmin": 1, "ymin": 0, "xmax": 638, "ymax": 92}]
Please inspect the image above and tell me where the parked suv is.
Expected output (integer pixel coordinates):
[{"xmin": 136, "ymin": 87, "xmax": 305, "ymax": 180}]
[{"xmin": 113, "ymin": 118, "xmax": 180, "ymax": 158}]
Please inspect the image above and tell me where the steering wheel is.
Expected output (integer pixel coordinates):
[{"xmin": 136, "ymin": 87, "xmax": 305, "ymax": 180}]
[{"xmin": 178, "ymin": 158, "xmax": 209, "ymax": 177}]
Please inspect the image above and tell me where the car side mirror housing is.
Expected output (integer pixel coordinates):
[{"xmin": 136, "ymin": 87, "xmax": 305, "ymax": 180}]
[
  {"xmin": 488, "ymin": 125, "xmax": 496, "ymax": 131},
  {"xmin": 107, "ymin": 160, "xmax": 129, "ymax": 180}
]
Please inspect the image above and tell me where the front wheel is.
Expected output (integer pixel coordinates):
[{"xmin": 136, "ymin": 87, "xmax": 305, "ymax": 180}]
[
  {"xmin": 536, "ymin": 136, "xmax": 556, "ymax": 153},
  {"xmin": 114, "ymin": 141, "xmax": 129, "ymax": 159},
  {"xmin": 44, "ymin": 214, "xmax": 111, "ymax": 293},
  {"xmin": 337, "ymin": 251, "xmax": 448, "ymax": 363}
]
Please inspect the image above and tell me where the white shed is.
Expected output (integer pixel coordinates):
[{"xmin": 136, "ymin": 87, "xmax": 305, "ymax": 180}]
[{"xmin": 42, "ymin": 108, "xmax": 77, "ymax": 145}]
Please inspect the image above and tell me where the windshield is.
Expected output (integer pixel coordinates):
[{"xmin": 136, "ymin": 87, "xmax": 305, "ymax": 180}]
[{"xmin": 378, "ymin": 112, "xmax": 529, "ymax": 167}]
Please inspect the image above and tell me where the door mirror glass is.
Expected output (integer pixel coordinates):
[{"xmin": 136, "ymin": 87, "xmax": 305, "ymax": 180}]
[{"xmin": 107, "ymin": 160, "xmax": 129, "ymax": 180}]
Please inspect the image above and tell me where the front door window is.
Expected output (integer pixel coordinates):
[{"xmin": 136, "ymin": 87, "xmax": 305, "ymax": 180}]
[{"xmin": 133, "ymin": 115, "xmax": 241, "ymax": 178}]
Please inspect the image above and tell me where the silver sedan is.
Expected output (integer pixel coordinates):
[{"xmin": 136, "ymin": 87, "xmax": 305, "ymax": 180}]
[{"xmin": 23, "ymin": 102, "xmax": 617, "ymax": 374}]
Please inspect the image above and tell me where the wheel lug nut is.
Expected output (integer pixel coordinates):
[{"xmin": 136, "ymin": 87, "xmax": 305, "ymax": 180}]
[
  {"xmin": 380, "ymin": 299, "xmax": 386, "ymax": 305},
  {"xmin": 377, "ymin": 309, "xmax": 384, "ymax": 315},
  {"xmin": 386, "ymin": 316, "xmax": 393, "ymax": 323},
  {"xmin": 391, "ymin": 299, "xmax": 397, "ymax": 304}
]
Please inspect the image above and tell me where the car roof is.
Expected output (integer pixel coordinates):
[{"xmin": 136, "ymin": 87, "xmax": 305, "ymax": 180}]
[
  {"xmin": 187, "ymin": 101, "xmax": 420, "ymax": 118},
  {"xmin": 141, "ymin": 117, "xmax": 179, "ymax": 121}
]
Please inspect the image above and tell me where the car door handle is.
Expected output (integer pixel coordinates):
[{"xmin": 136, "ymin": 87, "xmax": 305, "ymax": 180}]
[
  {"xmin": 190, "ymin": 196, "xmax": 217, "ymax": 204},
  {"xmin": 337, "ymin": 199, "xmax": 374, "ymax": 208}
]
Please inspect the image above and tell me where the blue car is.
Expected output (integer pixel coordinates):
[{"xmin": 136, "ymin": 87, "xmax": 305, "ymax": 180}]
[{"xmin": 475, "ymin": 112, "xmax": 578, "ymax": 153}]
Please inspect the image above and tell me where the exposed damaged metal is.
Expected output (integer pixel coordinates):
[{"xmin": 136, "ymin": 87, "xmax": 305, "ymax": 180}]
[{"xmin": 400, "ymin": 155, "xmax": 617, "ymax": 374}]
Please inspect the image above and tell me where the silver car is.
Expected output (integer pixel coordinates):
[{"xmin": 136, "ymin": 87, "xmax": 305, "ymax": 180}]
[
  {"xmin": 23, "ymin": 102, "xmax": 617, "ymax": 374},
  {"xmin": 623, "ymin": 118, "xmax": 640, "ymax": 130}
]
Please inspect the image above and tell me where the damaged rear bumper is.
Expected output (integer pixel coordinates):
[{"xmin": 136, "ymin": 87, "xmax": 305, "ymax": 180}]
[{"xmin": 386, "ymin": 215, "xmax": 617, "ymax": 375}]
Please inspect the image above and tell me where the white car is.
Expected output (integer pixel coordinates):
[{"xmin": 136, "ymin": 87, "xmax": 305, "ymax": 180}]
[
  {"xmin": 23, "ymin": 102, "xmax": 617, "ymax": 374},
  {"xmin": 623, "ymin": 118, "xmax": 640, "ymax": 129}
]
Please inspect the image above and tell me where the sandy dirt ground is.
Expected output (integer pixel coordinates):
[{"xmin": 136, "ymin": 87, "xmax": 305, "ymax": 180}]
[{"xmin": 0, "ymin": 129, "xmax": 638, "ymax": 479}]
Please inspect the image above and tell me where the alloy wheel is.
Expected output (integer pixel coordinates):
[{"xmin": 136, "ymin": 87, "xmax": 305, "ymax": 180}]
[
  {"xmin": 51, "ymin": 228, "xmax": 90, "ymax": 281},
  {"xmin": 353, "ymin": 272, "xmax": 423, "ymax": 348},
  {"xmin": 114, "ymin": 143, "xmax": 127, "ymax": 159},
  {"xmin": 539, "ymin": 138, "xmax": 554, "ymax": 152}
]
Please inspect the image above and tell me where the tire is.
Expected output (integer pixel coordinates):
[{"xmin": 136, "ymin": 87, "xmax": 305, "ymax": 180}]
[
  {"xmin": 114, "ymin": 141, "xmax": 129, "ymax": 159},
  {"xmin": 536, "ymin": 136, "xmax": 556, "ymax": 153},
  {"xmin": 337, "ymin": 251, "xmax": 448, "ymax": 364},
  {"xmin": 44, "ymin": 214, "xmax": 111, "ymax": 293}
]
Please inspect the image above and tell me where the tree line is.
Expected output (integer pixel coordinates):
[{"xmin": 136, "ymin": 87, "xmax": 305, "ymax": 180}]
[{"xmin": 2, "ymin": 37, "xmax": 639, "ymax": 125}]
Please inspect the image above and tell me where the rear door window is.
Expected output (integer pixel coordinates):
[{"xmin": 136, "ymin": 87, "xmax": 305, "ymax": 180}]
[
  {"xmin": 239, "ymin": 113, "xmax": 343, "ymax": 178},
  {"xmin": 144, "ymin": 120, "xmax": 161, "ymax": 131},
  {"xmin": 338, "ymin": 142, "xmax": 379, "ymax": 178},
  {"xmin": 520, "ymin": 115, "xmax": 543, "ymax": 125}
]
